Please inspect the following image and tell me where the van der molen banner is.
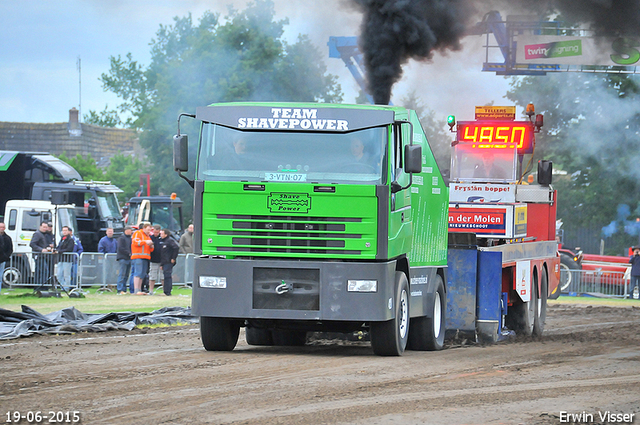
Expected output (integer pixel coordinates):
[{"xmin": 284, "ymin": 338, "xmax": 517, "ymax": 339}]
[{"xmin": 515, "ymin": 35, "xmax": 640, "ymax": 66}]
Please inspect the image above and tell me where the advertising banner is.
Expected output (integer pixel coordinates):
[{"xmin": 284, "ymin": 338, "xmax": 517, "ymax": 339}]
[
  {"xmin": 515, "ymin": 35, "xmax": 640, "ymax": 67},
  {"xmin": 448, "ymin": 203, "xmax": 527, "ymax": 239}
]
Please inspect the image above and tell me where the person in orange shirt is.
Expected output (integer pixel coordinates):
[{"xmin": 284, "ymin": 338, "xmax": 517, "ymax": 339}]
[{"xmin": 131, "ymin": 222, "xmax": 154, "ymax": 295}]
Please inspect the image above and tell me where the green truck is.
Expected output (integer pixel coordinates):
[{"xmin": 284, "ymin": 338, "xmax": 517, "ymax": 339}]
[{"xmin": 174, "ymin": 103, "xmax": 449, "ymax": 355}]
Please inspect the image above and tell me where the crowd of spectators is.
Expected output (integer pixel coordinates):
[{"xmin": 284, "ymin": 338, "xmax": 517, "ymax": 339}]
[{"xmin": 0, "ymin": 220, "xmax": 195, "ymax": 295}]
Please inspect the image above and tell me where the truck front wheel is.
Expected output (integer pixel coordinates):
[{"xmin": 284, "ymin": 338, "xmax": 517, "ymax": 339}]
[
  {"xmin": 407, "ymin": 274, "xmax": 445, "ymax": 351},
  {"xmin": 200, "ymin": 316, "xmax": 240, "ymax": 351},
  {"xmin": 371, "ymin": 272, "xmax": 410, "ymax": 356}
]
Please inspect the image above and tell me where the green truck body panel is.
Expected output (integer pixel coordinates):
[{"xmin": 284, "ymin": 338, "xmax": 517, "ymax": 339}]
[
  {"xmin": 190, "ymin": 102, "xmax": 448, "ymax": 324},
  {"xmin": 201, "ymin": 181, "xmax": 378, "ymax": 259}
]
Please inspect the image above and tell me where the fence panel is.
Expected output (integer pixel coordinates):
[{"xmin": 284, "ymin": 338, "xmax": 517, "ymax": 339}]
[
  {"xmin": 1, "ymin": 252, "xmax": 79, "ymax": 290},
  {"xmin": 79, "ymin": 253, "xmax": 104, "ymax": 287},
  {"xmin": 2, "ymin": 251, "xmax": 195, "ymax": 291},
  {"xmin": 560, "ymin": 269, "xmax": 633, "ymax": 298}
]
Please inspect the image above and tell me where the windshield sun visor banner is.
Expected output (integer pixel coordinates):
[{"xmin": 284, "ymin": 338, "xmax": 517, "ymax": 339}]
[{"xmin": 196, "ymin": 106, "xmax": 395, "ymax": 132}]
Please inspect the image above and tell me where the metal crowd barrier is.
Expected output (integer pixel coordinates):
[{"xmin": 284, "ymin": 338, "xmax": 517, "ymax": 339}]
[
  {"xmin": 560, "ymin": 269, "xmax": 636, "ymax": 298},
  {"xmin": 1, "ymin": 251, "xmax": 79, "ymax": 291},
  {"xmin": 1, "ymin": 252, "xmax": 196, "ymax": 290}
]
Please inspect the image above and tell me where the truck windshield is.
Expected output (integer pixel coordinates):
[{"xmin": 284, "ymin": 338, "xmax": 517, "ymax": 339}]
[
  {"xmin": 58, "ymin": 207, "xmax": 77, "ymax": 234},
  {"xmin": 197, "ymin": 124, "xmax": 387, "ymax": 184},
  {"xmin": 95, "ymin": 192, "xmax": 121, "ymax": 219}
]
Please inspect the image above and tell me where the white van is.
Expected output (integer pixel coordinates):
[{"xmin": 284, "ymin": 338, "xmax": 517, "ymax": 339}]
[{"xmin": 2, "ymin": 200, "xmax": 77, "ymax": 286}]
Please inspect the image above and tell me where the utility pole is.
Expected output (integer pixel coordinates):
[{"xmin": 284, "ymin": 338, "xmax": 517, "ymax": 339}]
[{"xmin": 77, "ymin": 56, "xmax": 82, "ymax": 122}]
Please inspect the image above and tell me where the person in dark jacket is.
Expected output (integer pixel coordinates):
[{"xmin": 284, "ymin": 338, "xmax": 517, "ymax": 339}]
[
  {"xmin": 160, "ymin": 228, "xmax": 179, "ymax": 296},
  {"xmin": 116, "ymin": 226, "xmax": 134, "ymax": 294},
  {"xmin": 629, "ymin": 246, "xmax": 640, "ymax": 299},
  {"xmin": 0, "ymin": 222, "xmax": 13, "ymax": 281},
  {"xmin": 56, "ymin": 226, "xmax": 75, "ymax": 290},
  {"xmin": 30, "ymin": 221, "xmax": 54, "ymax": 288},
  {"xmin": 97, "ymin": 228, "xmax": 118, "ymax": 254}
]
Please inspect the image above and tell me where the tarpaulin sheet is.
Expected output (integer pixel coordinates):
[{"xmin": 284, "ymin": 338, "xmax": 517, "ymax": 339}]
[{"xmin": 0, "ymin": 306, "xmax": 198, "ymax": 340}]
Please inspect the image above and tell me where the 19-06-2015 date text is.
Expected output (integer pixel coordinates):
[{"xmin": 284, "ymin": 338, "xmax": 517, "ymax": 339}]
[{"xmin": 5, "ymin": 411, "xmax": 80, "ymax": 423}]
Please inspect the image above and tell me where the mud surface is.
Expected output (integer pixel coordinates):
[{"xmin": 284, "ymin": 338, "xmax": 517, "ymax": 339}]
[{"xmin": 1, "ymin": 303, "xmax": 639, "ymax": 424}]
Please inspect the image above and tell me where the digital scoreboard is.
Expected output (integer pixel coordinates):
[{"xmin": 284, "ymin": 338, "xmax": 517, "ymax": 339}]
[{"xmin": 456, "ymin": 121, "xmax": 535, "ymax": 154}]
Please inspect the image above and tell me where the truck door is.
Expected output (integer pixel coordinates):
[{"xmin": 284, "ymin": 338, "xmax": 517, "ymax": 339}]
[{"xmin": 388, "ymin": 122, "xmax": 413, "ymax": 256}]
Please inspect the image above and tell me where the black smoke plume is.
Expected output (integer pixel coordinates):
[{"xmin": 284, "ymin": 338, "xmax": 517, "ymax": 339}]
[
  {"xmin": 352, "ymin": 0, "xmax": 640, "ymax": 105},
  {"xmin": 353, "ymin": 0, "xmax": 469, "ymax": 105}
]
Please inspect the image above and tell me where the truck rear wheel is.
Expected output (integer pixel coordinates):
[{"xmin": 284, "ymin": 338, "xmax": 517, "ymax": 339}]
[
  {"xmin": 506, "ymin": 274, "xmax": 538, "ymax": 337},
  {"xmin": 2, "ymin": 257, "xmax": 29, "ymax": 288},
  {"xmin": 560, "ymin": 253, "xmax": 579, "ymax": 291},
  {"xmin": 245, "ymin": 327, "xmax": 274, "ymax": 346},
  {"xmin": 271, "ymin": 329, "xmax": 307, "ymax": 346},
  {"xmin": 200, "ymin": 316, "xmax": 240, "ymax": 351},
  {"xmin": 407, "ymin": 274, "xmax": 445, "ymax": 351},
  {"xmin": 533, "ymin": 270, "xmax": 548, "ymax": 336},
  {"xmin": 371, "ymin": 272, "xmax": 410, "ymax": 356}
]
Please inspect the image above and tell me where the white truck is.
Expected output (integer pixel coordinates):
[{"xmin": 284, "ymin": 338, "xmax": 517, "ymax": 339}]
[{"xmin": 2, "ymin": 200, "xmax": 77, "ymax": 287}]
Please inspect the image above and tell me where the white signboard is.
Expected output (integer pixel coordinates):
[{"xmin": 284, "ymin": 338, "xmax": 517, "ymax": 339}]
[
  {"xmin": 449, "ymin": 183, "xmax": 516, "ymax": 203},
  {"xmin": 516, "ymin": 261, "xmax": 531, "ymax": 303}
]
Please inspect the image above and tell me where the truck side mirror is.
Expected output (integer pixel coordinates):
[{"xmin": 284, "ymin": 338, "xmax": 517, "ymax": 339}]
[
  {"xmin": 538, "ymin": 160, "xmax": 553, "ymax": 186},
  {"xmin": 404, "ymin": 144, "xmax": 422, "ymax": 174},
  {"xmin": 173, "ymin": 135, "xmax": 189, "ymax": 172}
]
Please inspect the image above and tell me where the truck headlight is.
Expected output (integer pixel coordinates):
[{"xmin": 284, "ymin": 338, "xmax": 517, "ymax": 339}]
[
  {"xmin": 199, "ymin": 276, "xmax": 227, "ymax": 288},
  {"xmin": 347, "ymin": 279, "xmax": 377, "ymax": 292}
]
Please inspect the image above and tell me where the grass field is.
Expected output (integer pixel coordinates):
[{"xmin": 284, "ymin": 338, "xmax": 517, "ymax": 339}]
[
  {"xmin": 550, "ymin": 294, "xmax": 640, "ymax": 307},
  {"xmin": 0, "ymin": 286, "xmax": 192, "ymax": 315}
]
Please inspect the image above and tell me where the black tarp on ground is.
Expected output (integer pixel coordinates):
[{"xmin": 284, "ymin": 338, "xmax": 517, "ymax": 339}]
[{"xmin": 0, "ymin": 306, "xmax": 198, "ymax": 340}]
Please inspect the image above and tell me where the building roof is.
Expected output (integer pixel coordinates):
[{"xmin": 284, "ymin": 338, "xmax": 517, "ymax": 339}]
[{"xmin": 0, "ymin": 109, "xmax": 139, "ymax": 162}]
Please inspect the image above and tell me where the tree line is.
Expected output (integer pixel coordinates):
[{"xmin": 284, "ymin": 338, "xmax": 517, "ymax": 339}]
[{"xmin": 77, "ymin": 0, "xmax": 640, "ymax": 254}]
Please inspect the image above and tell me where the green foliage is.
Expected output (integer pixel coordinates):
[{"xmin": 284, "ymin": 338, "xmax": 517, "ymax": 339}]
[
  {"xmin": 507, "ymin": 72, "xmax": 640, "ymax": 254},
  {"xmin": 105, "ymin": 153, "xmax": 149, "ymax": 200},
  {"xmin": 97, "ymin": 0, "xmax": 343, "ymax": 222},
  {"xmin": 59, "ymin": 153, "xmax": 105, "ymax": 181},
  {"xmin": 83, "ymin": 106, "xmax": 125, "ymax": 128},
  {"xmin": 400, "ymin": 91, "xmax": 451, "ymax": 174},
  {"xmin": 58, "ymin": 152, "xmax": 148, "ymax": 204}
]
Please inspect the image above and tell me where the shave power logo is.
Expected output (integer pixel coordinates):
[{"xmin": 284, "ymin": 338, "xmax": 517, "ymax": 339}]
[{"xmin": 268, "ymin": 193, "xmax": 311, "ymax": 213}]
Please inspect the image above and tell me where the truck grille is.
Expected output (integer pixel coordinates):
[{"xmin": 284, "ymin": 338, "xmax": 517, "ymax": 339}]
[{"xmin": 215, "ymin": 214, "xmax": 363, "ymax": 255}]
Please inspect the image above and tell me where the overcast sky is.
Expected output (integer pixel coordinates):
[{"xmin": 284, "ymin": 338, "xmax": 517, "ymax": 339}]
[{"xmin": 1, "ymin": 1, "xmax": 511, "ymax": 125}]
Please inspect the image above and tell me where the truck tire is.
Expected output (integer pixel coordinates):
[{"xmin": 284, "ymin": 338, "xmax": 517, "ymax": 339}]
[
  {"xmin": 2, "ymin": 257, "xmax": 29, "ymax": 288},
  {"xmin": 370, "ymin": 272, "xmax": 410, "ymax": 356},
  {"xmin": 407, "ymin": 274, "xmax": 445, "ymax": 351},
  {"xmin": 245, "ymin": 327, "xmax": 274, "ymax": 346},
  {"xmin": 2, "ymin": 266, "xmax": 21, "ymax": 288},
  {"xmin": 560, "ymin": 253, "xmax": 579, "ymax": 292},
  {"xmin": 271, "ymin": 329, "xmax": 307, "ymax": 346},
  {"xmin": 506, "ymin": 274, "xmax": 538, "ymax": 337},
  {"xmin": 200, "ymin": 316, "xmax": 240, "ymax": 351},
  {"xmin": 533, "ymin": 270, "xmax": 548, "ymax": 336}
]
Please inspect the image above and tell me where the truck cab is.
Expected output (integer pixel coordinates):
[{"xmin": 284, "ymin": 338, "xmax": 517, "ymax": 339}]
[
  {"xmin": 2, "ymin": 199, "xmax": 77, "ymax": 286},
  {"xmin": 174, "ymin": 102, "xmax": 449, "ymax": 356},
  {"xmin": 31, "ymin": 181, "xmax": 124, "ymax": 252},
  {"xmin": 125, "ymin": 195, "xmax": 183, "ymax": 235},
  {"xmin": 0, "ymin": 151, "xmax": 125, "ymax": 252}
]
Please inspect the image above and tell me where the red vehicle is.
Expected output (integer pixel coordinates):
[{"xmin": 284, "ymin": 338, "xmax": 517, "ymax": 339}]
[{"xmin": 558, "ymin": 245, "xmax": 631, "ymax": 293}]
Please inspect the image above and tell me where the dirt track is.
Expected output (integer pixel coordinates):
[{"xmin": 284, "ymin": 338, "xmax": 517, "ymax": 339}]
[{"xmin": 1, "ymin": 303, "xmax": 640, "ymax": 425}]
